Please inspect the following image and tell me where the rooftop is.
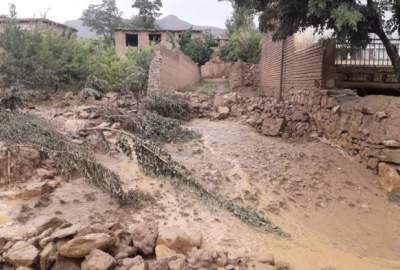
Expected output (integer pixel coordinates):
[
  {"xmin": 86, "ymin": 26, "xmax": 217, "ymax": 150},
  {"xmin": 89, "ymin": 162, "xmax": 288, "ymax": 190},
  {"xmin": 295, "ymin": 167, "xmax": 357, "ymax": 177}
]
[
  {"xmin": 113, "ymin": 28, "xmax": 203, "ymax": 33},
  {"xmin": 0, "ymin": 18, "xmax": 78, "ymax": 32}
]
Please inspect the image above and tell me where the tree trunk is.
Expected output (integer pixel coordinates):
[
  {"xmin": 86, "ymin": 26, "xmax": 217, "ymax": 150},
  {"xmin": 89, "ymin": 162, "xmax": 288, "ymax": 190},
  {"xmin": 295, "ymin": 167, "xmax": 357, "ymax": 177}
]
[{"xmin": 375, "ymin": 28, "xmax": 400, "ymax": 81}]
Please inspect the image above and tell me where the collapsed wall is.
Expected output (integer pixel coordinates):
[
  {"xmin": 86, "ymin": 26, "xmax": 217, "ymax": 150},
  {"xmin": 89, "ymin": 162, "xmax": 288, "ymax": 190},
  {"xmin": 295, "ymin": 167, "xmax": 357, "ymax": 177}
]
[
  {"xmin": 257, "ymin": 33, "xmax": 400, "ymax": 191},
  {"xmin": 147, "ymin": 46, "xmax": 201, "ymax": 93}
]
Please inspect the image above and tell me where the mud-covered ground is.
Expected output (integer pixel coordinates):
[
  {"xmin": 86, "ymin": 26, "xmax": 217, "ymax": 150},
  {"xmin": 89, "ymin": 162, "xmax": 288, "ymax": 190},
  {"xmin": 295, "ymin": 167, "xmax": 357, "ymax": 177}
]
[{"xmin": 1, "ymin": 96, "xmax": 400, "ymax": 270}]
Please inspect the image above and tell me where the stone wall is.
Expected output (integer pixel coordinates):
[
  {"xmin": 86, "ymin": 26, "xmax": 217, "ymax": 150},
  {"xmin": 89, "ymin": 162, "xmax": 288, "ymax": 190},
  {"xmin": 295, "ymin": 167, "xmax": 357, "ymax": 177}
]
[
  {"xmin": 256, "ymin": 33, "xmax": 400, "ymax": 191},
  {"xmin": 147, "ymin": 46, "xmax": 201, "ymax": 93}
]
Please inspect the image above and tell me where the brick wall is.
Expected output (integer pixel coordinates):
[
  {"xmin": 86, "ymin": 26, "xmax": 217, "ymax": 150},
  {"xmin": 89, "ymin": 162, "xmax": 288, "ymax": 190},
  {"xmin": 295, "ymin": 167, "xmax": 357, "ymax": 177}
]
[
  {"xmin": 260, "ymin": 34, "xmax": 336, "ymax": 100},
  {"xmin": 147, "ymin": 46, "xmax": 201, "ymax": 93}
]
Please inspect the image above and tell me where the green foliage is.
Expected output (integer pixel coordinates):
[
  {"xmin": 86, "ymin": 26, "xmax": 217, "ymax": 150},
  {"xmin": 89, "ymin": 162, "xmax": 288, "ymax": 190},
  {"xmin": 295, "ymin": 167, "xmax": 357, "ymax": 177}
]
[
  {"xmin": 82, "ymin": 0, "xmax": 123, "ymax": 45},
  {"xmin": 0, "ymin": 25, "xmax": 92, "ymax": 90},
  {"xmin": 221, "ymin": 28, "xmax": 261, "ymax": 63},
  {"xmin": 179, "ymin": 31, "xmax": 215, "ymax": 65},
  {"xmin": 220, "ymin": 2, "xmax": 261, "ymax": 63},
  {"xmin": 388, "ymin": 190, "xmax": 400, "ymax": 206},
  {"xmin": 143, "ymin": 92, "xmax": 192, "ymax": 120},
  {"xmin": 0, "ymin": 21, "xmax": 154, "ymax": 92},
  {"xmin": 131, "ymin": 0, "xmax": 162, "ymax": 29},
  {"xmin": 126, "ymin": 112, "xmax": 199, "ymax": 143}
]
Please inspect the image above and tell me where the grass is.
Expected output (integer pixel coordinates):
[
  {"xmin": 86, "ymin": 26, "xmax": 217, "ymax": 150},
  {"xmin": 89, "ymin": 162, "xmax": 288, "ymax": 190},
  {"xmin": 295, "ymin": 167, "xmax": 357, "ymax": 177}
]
[
  {"xmin": 388, "ymin": 190, "xmax": 400, "ymax": 206},
  {"xmin": 191, "ymin": 80, "xmax": 231, "ymax": 94}
]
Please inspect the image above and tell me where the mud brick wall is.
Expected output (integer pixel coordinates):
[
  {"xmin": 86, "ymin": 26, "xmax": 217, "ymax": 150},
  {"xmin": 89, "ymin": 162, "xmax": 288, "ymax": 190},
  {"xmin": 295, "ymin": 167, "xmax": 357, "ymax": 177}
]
[
  {"xmin": 260, "ymin": 34, "xmax": 336, "ymax": 100},
  {"xmin": 147, "ymin": 46, "xmax": 201, "ymax": 93},
  {"xmin": 229, "ymin": 62, "xmax": 260, "ymax": 91},
  {"xmin": 201, "ymin": 58, "xmax": 233, "ymax": 79}
]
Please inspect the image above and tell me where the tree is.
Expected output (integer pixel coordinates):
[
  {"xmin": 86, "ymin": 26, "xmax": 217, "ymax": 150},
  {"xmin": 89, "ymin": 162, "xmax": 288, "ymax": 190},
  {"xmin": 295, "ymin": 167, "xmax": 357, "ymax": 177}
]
[
  {"xmin": 179, "ymin": 31, "xmax": 215, "ymax": 65},
  {"xmin": 232, "ymin": 0, "xmax": 400, "ymax": 80},
  {"xmin": 131, "ymin": 0, "xmax": 162, "ymax": 29},
  {"xmin": 220, "ymin": 1, "xmax": 261, "ymax": 63},
  {"xmin": 82, "ymin": 0, "xmax": 123, "ymax": 45}
]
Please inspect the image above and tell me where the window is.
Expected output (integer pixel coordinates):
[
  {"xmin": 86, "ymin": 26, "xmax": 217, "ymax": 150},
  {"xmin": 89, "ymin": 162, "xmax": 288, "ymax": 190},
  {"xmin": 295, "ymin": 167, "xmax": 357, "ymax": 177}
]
[
  {"xmin": 149, "ymin": 33, "xmax": 161, "ymax": 44},
  {"xmin": 126, "ymin": 34, "xmax": 138, "ymax": 47}
]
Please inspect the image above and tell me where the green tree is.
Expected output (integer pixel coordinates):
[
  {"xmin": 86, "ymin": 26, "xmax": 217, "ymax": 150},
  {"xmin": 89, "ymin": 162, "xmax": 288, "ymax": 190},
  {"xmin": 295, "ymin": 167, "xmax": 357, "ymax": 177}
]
[
  {"xmin": 131, "ymin": 0, "xmax": 162, "ymax": 28},
  {"xmin": 179, "ymin": 31, "xmax": 215, "ymax": 65},
  {"xmin": 232, "ymin": 0, "xmax": 400, "ymax": 80},
  {"xmin": 82, "ymin": 0, "xmax": 123, "ymax": 45},
  {"xmin": 220, "ymin": 1, "xmax": 261, "ymax": 63}
]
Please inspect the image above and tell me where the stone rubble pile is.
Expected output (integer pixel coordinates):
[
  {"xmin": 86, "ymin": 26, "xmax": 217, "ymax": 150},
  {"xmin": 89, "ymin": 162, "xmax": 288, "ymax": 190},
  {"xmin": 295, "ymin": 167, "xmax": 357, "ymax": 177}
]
[{"xmin": 0, "ymin": 218, "xmax": 288, "ymax": 270}]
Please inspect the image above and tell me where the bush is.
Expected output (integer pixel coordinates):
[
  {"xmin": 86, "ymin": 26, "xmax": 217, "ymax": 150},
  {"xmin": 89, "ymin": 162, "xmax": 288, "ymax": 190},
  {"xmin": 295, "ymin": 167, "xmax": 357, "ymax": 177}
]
[
  {"xmin": 0, "ymin": 24, "xmax": 92, "ymax": 89},
  {"xmin": 179, "ymin": 31, "xmax": 215, "ymax": 66},
  {"xmin": 0, "ymin": 22, "xmax": 154, "ymax": 93},
  {"xmin": 143, "ymin": 92, "xmax": 192, "ymax": 120},
  {"xmin": 126, "ymin": 112, "xmax": 199, "ymax": 143},
  {"xmin": 220, "ymin": 28, "xmax": 261, "ymax": 63}
]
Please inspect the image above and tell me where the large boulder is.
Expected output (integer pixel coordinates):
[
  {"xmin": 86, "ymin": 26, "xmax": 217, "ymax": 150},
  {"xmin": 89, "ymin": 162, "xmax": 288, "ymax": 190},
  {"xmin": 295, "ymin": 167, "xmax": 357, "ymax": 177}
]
[
  {"xmin": 378, "ymin": 163, "xmax": 400, "ymax": 192},
  {"xmin": 58, "ymin": 233, "xmax": 115, "ymax": 258},
  {"xmin": 81, "ymin": 249, "xmax": 115, "ymax": 270},
  {"xmin": 215, "ymin": 106, "xmax": 230, "ymax": 120},
  {"xmin": 131, "ymin": 221, "xmax": 158, "ymax": 256},
  {"xmin": 4, "ymin": 241, "xmax": 39, "ymax": 267},
  {"xmin": 157, "ymin": 227, "xmax": 202, "ymax": 253},
  {"xmin": 261, "ymin": 118, "xmax": 285, "ymax": 137}
]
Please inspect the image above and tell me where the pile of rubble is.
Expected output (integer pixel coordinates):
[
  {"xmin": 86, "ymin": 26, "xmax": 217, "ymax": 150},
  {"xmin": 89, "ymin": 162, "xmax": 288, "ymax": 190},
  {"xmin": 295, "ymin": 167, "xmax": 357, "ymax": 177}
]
[
  {"xmin": 189, "ymin": 92, "xmax": 313, "ymax": 138},
  {"xmin": 0, "ymin": 218, "xmax": 287, "ymax": 270}
]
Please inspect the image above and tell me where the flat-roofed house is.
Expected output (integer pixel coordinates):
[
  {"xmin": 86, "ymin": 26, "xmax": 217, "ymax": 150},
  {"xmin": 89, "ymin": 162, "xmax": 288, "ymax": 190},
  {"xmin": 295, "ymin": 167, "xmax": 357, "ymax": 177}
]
[
  {"xmin": 114, "ymin": 28, "xmax": 204, "ymax": 57},
  {"xmin": 0, "ymin": 18, "xmax": 77, "ymax": 36}
]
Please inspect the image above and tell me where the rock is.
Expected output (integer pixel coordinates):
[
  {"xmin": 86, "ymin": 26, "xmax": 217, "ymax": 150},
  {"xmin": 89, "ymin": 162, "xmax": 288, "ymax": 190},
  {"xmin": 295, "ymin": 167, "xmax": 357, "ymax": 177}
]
[
  {"xmin": 81, "ymin": 249, "xmax": 115, "ymax": 270},
  {"xmin": 40, "ymin": 224, "xmax": 81, "ymax": 248},
  {"xmin": 252, "ymin": 262, "xmax": 274, "ymax": 270},
  {"xmin": 259, "ymin": 254, "xmax": 275, "ymax": 266},
  {"xmin": 35, "ymin": 217, "xmax": 66, "ymax": 236},
  {"xmin": 16, "ymin": 181, "xmax": 54, "ymax": 200},
  {"xmin": 168, "ymin": 257, "xmax": 187, "ymax": 270},
  {"xmin": 131, "ymin": 221, "xmax": 158, "ymax": 256},
  {"xmin": 187, "ymin": 249, "xmax": 213, "ymax": 269},
  {"xmin": 378, "ymin": 163, "xmax": 400, "ymax": 192},
  {"xmin": 111, "ymin": 122, "xmax": 121, "ymax": 129},
  {"xmin": 120, "ymin": 256, "xmax": 146, "ymax": 270},
  {"xmin": 16, "ymin": 267, "xmax": 33, "ymax": 270},
  {"xmin": 155, "ymin": 245, "xmax": 177, "ymax": 259},
  {"xmin": 79, "ymin": 111, "xmax": 90, "ymax": 119},
  {"xmin": 275, "ymin": 261, "xmax": 290, "ymax": 270},
  {"xmin": 214, "ymin": 93, "xmax": 237, "ymax": 108},
  {"xmin": 36, "ymin": 168, "xmax": 55, "ymax": 179},
  {"xmin": 375, "ymin": 111, "xmax": 388, "ymax": 121},
  {"xmin": 51, "ymin": 255, "xmax": 81, "ymax": 270},
  {"xmin": 379, "ymin": 149, "xmax": 400, "ymax": 165},
  {"xmin": 4, "ymin": 241, "xmax": 39, "ymax": 267},
  {"xmin": 58, "ymin": 233, "xmax": 115, "ymax": 258},
  {"xmin": 40, "ymin": 242, "xmax": 56, "ymax": 270},
  {"xmin": 367, "ymin": 158, "xmax": 379, "ymax": 170},
  {"xmin": 157, "ymin": 227, "xmax": 202, "ymax": 253},
  {"xmin": 64, "ymin": 92, "xmax": 74, "ymax": 100},
  {"xmin": 215, "ymin": 106, "xmax": 230, "ymax": 120},
  {"xmin": 261, "ymin": 118, "xmax": 285, "ymax": 137},
  {"xmin": 148, "ymin": 257, "xmax": 173, "ymax": 270},
  {"xmin": 383, "ymin": 140, "xmax": 400, "ymax": 148}
]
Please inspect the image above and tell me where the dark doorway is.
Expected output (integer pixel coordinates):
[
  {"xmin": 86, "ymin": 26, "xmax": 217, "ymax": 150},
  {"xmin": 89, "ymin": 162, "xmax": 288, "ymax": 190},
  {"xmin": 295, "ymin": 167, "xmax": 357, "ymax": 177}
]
[
  {"xmin": 149, "ymin": 33, "xmax": 162, "ymax": 44},
  {"xmin": 126, "ymin": 34, "xmax": 138, "ymax": 47}
]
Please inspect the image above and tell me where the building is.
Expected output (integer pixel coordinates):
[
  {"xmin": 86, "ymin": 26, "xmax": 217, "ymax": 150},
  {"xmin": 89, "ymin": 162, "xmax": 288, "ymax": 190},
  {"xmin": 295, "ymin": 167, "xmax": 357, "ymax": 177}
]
[
  {"xmin": 0, "ymin": 18, "xmax": 77, "ymax": 36},
  {"xmin": 114, "ymin": 28, "xmax": 204, "ymax": 57}
]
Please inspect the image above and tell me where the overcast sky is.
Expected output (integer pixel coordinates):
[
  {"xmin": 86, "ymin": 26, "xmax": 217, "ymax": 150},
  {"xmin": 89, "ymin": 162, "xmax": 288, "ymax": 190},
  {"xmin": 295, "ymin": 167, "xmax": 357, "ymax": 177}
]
[{"xmin": 0, "ymin": 0, "xmax": 233, "ymax": 28}]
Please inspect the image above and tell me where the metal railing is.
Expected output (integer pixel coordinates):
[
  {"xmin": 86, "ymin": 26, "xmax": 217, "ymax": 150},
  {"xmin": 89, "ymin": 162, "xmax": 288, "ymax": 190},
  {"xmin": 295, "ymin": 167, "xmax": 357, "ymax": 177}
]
[{"xmin": 335, "ymin": 39, "xmax": 400, "ymax": 66}]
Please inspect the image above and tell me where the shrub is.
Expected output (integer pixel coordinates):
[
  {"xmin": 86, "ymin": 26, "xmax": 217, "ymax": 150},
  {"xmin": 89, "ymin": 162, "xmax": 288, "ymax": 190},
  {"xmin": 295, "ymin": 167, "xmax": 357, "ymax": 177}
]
[
  {"xmin": 179, "ymin": 31, "xmax": 215, "ymax": 65},
  {"xmin": 126, "ymin": 112, "xmax": 199, "ymax": 143},
  {"xmin": 143, "ymin": 92, "xmax": 192, "ymax": 120},
  {"xmin": 220, "ymin": 28, "xmax": 261, "ymax": 63},
  {"xmin": 0, "ymin": 22, "xmax": 154, "ymax": 93}
]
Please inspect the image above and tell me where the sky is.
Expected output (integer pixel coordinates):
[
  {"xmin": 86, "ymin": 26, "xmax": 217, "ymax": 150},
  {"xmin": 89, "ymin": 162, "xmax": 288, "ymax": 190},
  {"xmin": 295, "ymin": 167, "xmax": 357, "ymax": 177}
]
[{"xmin": 0, "ymin": 0, "xmax": 233, "ymax": 28}]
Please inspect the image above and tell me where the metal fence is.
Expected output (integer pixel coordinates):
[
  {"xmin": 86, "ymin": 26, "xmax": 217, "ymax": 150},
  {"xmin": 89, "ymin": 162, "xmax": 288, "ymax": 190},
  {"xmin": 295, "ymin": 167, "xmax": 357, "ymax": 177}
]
[{"xmin": 335, "ymin": 39, "xmax": 400, "ymax": 66}]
